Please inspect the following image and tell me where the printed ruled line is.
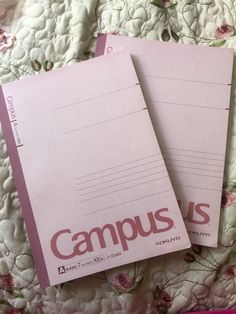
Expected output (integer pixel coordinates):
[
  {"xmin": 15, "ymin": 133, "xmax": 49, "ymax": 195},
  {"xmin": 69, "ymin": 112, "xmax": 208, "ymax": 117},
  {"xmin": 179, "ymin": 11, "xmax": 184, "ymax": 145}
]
[
  {"xmin": 162, "ymin": 146, "xmax": 224, "ymax": 156},
  {"xmin": 16, "ymin": 144, "xmax": 23, "ymax": 148},
  {"xmin": 84, "ymin": 189, "xmax": 173, "ymax": 215},
  {"xmin": 78, "ymin": 170, "xmax": 168, "ymax": 196},
  {"xmin": 168, "ymin": 169, "xmax": 223, "ymax": 179},
  {"xmin": 61, "ymin": 110, "xmax": 145, "ymax": 134},
  {"xmin": 173, "ymin": 184, "xmax": 221, "ymax": 192},
  {"xmin": 56, "ymin": 84, "xmax": 140, "ymax": 110},
  {"xmin": 165, "ymin": 157, "xmax": 224, "ymax": 168},
  {"xmin": 76, "ymin": 164, "xmax": 166, "ymax": 191},
  {"xmin": 163, "ymin": 152, "xmax": 224, "ymax": 162},
  {"xmin": 76, "ymin": 159, "xmax": 164, "ymax": 185},
  {"xmin": 81, "ymin": 176, "xmax": 169, "ymax": 202},
  {"xmin": 75, "ymin": 154, "xmax": 161, "ymax": 180},
  {"xmin": 145, "ymin": 75, "xmax": 230, "ymax": 86},
  {"xmin": 166, "ymin": 163, "xmax": 222, "ymax": 173},
  {"xmin": 148, "ymin": 99, "xmax": 228, "ymax": 111}
]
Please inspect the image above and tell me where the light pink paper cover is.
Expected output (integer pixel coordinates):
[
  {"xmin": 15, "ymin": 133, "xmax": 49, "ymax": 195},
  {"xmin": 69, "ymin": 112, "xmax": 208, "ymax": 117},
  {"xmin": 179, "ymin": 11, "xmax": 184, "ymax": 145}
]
[
  {"xmin": 96, "ymin": 35, "xmax": 234, "ymax": 247},
  {"xmin": 0, "ymin": 51, "xmax": 190, "ymax": 288}
]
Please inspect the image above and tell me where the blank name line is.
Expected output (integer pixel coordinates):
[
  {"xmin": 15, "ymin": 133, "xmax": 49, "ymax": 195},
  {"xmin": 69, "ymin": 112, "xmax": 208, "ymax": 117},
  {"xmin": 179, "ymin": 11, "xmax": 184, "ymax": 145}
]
[
  {"xmin": 75, "ymin": 154, "xmax": 160, "ymax": 180},
  {"xmin": 145, "ymin": 75, "xmax": 230, "ymax": 86},
  {"xmin": 61, "ymin": 110, "xmax": 145, "ymax": 134},
  {"xmin": 163, "ymin": 152, "xmax": 224, "ymax": 162},
  {"xmin": 165, "ymin": 157, "xmax": 224, "ymax": 168},
  {"xmin": 166, "ymin": 163, "xmax": 222, "ymax": 173},
  {"xmin": 162, "ymin": 146, "xmax": 224, "ymax": 156},
  {"xmin": 173, "ymin": 184, "xmax": 221, "ymax": 192},
  {"xmin": 81, "ymin": 176, "xmax": 169, "ymax": 202},
  {"xmin": 168, "ymin": 169, "xmax": 222, "ymax": 179},
  {"xmin": 76, "ymin": 159, "xmax": 163, "ymax": 184},
  {"xmin": 56, "ymin": 84, "xmax": 139, "ymax": 110},
  {"xmin": 148, "ymin": 99, "xmax": 227, "ymax": 111},
  {"xmin": 85, "ymin": 189, "xmax": 173, "ymax": 215},
  {"xmin": 78, "ymin": 170, "xmax": 168, "ymax": 196},
  {"xmin": 76, "ymin": 164, "xmax": 166, "ymax": 191}
]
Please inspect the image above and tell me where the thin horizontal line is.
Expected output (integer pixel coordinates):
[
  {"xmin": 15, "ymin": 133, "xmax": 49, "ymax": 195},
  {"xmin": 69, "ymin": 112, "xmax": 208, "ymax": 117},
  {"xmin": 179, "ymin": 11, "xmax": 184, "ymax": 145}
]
[
  {"xmin": 148, "ymin": 99, "xmax": 228, "ymax": 111},
  {"xmin": 173, "ymin": 184, "xmax": 221, "ymax": 192},
  {"xmin": 76, "ymin": 159, "xmax": 163, "ymax": 184},
  {"xmin": 163, "ymin": 152, "xmax": 224, "ymax": 162},
  {"xmin": 10, "ymin": 119, "xmax": 17, "ymax": 123},
  {"xmin": 84, "ymin": 189, "xmax": 173, "ymax": 215},
  {"xmin": 78, "ymin": 170, "xmax": 167, "ymax": 196},
  {"xmin": 145, "ymin": 75, "xmax": 230, "ymax": 86},
  {"xmin": 81, "ymin": 176, "xmax": 169, "ymax": 202},
  {"xmin": 76, "ymin": 164, "xmax": 166, "ymax": 191},
  {"xmin": 168, "ymin": 169, "xmax": 223, "ymax": 179},
  {"xmin": 75, "ymin": 154, "xmax": 161, "ymax": 180},
  {"xmin": 162, "ymin": 146, "xmax": 224, "ymax": 156},
  {"xmin": 165, "ymin": 157, "xmax": 224, "ymax": 168},
  {"xmin": 16, "ymin": 144, "xmax": 23, "ymax": 148},
  {"xmin": 76, "ymin": 161, "xmax": 164, "ymax": 185},
  {"xmin": 166, "ymin": 163, "xmax": 222, "ymax": 173},
  {"xmin": 56, "ymin": 84, "xmax": 140, "ymax": 110},
  {"xmin": 75, "ymin": 154, "xmax": 160, "ymax": 180},
  {"xmin": 61, "ymin": 110, "xmax": 144, "ymax": 134}
]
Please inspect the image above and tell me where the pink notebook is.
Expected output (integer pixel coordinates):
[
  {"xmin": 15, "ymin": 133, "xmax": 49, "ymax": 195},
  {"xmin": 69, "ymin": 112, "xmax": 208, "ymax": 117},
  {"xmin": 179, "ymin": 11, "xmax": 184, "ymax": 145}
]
[
  {"xmin": 96, "ymin": 35, "xmax": 234, "ymax": 247},
  {"xmin": 0, "ymin": 51, "xmax": 190, "ymax": 288}
]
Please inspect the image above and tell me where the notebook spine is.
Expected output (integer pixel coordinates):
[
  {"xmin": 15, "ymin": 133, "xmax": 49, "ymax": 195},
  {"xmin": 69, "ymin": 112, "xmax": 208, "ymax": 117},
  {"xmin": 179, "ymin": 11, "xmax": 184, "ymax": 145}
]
[
  {"xmin": 95, "ymin": 33, "xmax": 107, "ymax": 56},
  {"xmin": 0, "ymin": 86, "xmax": 50, "ymax": 288}
]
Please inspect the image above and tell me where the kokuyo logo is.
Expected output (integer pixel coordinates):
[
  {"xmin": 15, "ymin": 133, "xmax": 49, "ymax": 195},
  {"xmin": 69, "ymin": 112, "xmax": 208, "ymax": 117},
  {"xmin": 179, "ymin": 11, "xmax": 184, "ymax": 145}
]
[{"xmin": 51, "ymin": 208, "xmax": 174, "ymax": 260}]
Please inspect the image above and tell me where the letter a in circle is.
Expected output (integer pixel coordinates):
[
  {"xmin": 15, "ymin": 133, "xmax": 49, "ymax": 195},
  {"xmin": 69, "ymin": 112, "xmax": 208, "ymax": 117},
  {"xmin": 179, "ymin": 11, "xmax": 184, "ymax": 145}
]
[{"xmin": 58, "ymin": 266, "xmax": 66, "ymax": 274}]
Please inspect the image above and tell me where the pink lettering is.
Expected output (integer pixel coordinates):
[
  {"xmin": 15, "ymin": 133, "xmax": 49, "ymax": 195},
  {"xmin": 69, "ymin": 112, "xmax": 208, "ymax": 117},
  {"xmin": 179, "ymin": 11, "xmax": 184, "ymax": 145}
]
[
  {"xmin": 51, "ymin": 229, "xmax": 76, "ymax": 260},
  {"xmin": 116, "ymin": 218, "xmax": 138, "ymax": 251},
  {"xmin": 154, "ymin": 208, "xmax": 174, "ymax": 231},
  {"xmin": 179, "ymin": 200, "xmax": 210, "ymax": 225},
  {"xmin": 51, "ymin": 208, "xmax": 175, "ymax": 260}
]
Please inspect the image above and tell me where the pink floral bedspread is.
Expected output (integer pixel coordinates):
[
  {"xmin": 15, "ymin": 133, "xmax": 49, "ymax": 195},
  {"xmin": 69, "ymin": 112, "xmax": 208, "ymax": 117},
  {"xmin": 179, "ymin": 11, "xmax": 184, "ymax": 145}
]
[{"xmin": 0, "ymin": 0, "xmax": 236, "ymax": 313}]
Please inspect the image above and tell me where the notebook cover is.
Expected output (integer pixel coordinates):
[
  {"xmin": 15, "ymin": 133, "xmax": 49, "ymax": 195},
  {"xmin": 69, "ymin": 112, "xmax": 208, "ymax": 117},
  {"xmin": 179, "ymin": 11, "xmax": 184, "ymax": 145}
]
[
  {"xmin": 96, "ymin": 34, "xmax": 234, "ymax": 247},
  {"xmin": 0, "ymin": 51, "xmax": 190, "ymax": 288}
]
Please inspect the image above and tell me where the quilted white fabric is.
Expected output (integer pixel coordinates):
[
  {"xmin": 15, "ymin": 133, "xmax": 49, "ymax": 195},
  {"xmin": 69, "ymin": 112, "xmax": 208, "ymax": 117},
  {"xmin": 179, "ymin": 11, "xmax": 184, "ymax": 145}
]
[{"xmin": 0, "ymin": 0, "xmax": 236, "ymax": 313}]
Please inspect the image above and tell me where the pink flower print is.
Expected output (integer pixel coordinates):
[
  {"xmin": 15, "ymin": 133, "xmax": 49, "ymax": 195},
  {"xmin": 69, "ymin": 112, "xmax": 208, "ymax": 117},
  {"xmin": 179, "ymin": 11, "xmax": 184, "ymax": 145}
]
[
  {"xmin": 0, "ymin": 273, "xmax": 13, "ymax": 291},
  {"xmin": 4, "ymin": 307, "xmax": 22, "ymax": 314},
  {"xmin": 0, "ymin": 30, "xmax": 16, "ymax": 52},
  {"xmin": 154, "ymin": 287, "xmax": 173, "ymax": 312},
  {"xmin": 215, "ymin": 24, "xmax": 235, "ymax": 39},
  {"xmin": 221, "ymin": 190, "xmax": 235, "ymax": 208},
  {"xmin": 111, "ymin": 273, "xmax": 135, "ymax": 293},
  {"xmin": 159, "ymin": 290, "xmax": 172, "ymax": 309},
  {"xmin": 224, "ymin": 264, "xmax": 236, "ymax": 277},
  {"xmin": 160, "ymin": 0, "xmax": 172, "ymax": 7}
]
